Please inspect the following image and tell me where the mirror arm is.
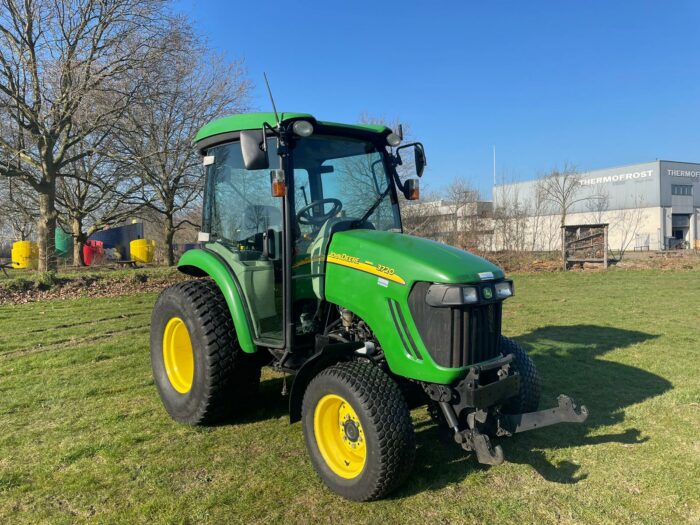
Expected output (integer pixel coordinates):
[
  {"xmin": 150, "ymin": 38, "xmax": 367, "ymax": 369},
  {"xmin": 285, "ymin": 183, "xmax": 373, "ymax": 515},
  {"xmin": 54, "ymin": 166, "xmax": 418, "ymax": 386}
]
[
  {"xmin": 391, "ymin": 164, "xmax": 407, "ymax": 193},
  {"xmin": 261, "ymin": 122, "xmax": 279, "ymax": 151}
]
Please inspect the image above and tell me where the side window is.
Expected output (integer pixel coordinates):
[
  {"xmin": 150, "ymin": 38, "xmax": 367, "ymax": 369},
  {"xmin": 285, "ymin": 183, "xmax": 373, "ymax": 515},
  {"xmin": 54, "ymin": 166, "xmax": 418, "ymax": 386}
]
[{"xmin": 207, "ymin": 141, "xmax": 280, "ymax": 250}]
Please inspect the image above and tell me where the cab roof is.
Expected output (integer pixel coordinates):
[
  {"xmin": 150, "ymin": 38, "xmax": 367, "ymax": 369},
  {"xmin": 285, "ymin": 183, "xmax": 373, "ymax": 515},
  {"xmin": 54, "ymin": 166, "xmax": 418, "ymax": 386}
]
[{"xmin": 194, "ymin": 112, "xmax": 391, "ymax": 144}]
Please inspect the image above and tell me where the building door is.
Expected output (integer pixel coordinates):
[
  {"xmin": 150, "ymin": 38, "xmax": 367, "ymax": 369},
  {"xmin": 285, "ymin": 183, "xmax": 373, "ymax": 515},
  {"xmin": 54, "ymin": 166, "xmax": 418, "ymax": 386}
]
[{"xmin": 670, "ymin": 214, "xmax": 691, "ymax": 249}]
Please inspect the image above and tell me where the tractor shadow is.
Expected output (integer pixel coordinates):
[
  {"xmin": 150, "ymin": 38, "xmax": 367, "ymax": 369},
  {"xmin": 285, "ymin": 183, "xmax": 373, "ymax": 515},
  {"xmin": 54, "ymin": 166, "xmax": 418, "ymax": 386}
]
[
  {"xmin": 395, "ymin": 324, "xmax": 671, "ymax": 497},
  {"xmin": 214, "ymin": 376, "xmax": 290, "ymax": 426}
]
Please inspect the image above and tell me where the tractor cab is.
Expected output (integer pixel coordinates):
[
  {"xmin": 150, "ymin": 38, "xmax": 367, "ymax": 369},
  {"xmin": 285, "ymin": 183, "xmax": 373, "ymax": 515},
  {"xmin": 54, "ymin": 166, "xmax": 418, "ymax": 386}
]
[{"xmin": 193, "ymin": 113, "xmax": 425, "ymax": 353}]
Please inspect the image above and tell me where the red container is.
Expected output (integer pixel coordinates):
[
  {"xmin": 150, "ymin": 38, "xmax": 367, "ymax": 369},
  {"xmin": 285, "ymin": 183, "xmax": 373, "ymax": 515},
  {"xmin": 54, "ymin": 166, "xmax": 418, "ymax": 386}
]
[{"xmin": 83, "ymin": 240, "xmax": 104, "ymax": 266}]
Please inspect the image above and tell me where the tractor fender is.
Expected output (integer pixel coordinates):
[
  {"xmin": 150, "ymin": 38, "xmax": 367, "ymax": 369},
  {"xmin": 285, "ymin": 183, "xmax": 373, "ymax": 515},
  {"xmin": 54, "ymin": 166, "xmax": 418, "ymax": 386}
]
[
  {"xmin": 288, "ymin": 341, "xmax": 363, "ymax": 423},
  {"xmin": 177, "ymin": 248, "xmax": 257, "ymax": 354}
]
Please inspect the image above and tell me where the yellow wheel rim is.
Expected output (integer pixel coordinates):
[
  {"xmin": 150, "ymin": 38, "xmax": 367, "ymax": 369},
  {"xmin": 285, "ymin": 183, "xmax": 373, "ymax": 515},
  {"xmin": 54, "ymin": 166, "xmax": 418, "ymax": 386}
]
[
  {"xmin": 313, "ymin": 394, "xmax": 366, "ymax": 479},
  {"xmin": 162, "ymin": 317, "xmax": 194, "ymax": 394}
]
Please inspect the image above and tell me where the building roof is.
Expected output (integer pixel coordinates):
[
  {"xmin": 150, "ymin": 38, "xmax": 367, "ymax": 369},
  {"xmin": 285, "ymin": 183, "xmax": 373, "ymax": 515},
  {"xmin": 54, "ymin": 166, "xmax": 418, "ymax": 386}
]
[{"xmin": 194, "ymin": 112, "xmax": 391, "ymax": 143}]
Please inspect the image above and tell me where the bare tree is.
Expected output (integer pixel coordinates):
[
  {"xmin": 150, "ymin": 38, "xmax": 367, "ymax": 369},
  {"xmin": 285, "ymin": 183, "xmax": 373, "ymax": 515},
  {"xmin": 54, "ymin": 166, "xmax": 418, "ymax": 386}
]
[
  {"xmin": 541, "ymin": 213, "xmax": 562, "ymax": 252},
  {"xmin": 611, "ymin": 196, "xmax": 647, "ymax": 261},
  {"xmin": 537, "ymin": 166, "xmax": 592, "ymax": 262},
  {"xmin": 56, "ymin": 136, "xmax": 143, "ymax": 264},
  {"xmin": 528, "ymin": 183, "xmax": 552, "ymax": 251},
  {"xmin": 0, "ymin": 0, "xmax": 168, "ymax": 270},
  {"xmin": 442, "ymin": 178, "xmax": 481, "ymax": 249},
  {"xmin": 493, "ymin": 182, "xmax": 529, "ymax": 252},
  {"xmin": 584, "ymin": 184, "xmax": 610, "ymax": 224},
  {"xmin": 0, "ymin": 176, "xmax": 35, "ymax": 240},
  {"xmin": 537, "ymin": 166, "xmax": 588, "ymax": 229},
  {"xmin": 118, "ymin": 19, "xmax": 251, "ymax": 265},
  {"xmin": 400, "ymin": 189, "xmax": 442, "ymax": 238}
]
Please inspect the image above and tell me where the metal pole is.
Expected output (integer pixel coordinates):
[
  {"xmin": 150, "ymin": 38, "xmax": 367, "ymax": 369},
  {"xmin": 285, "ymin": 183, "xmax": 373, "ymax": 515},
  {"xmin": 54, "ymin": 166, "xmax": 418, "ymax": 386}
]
[
  {"xmin": 603, "ymin": 225, "xmax": 608, "ymax": 269},
  {"xmin": 492, "ymin": 146, "xmax": 496, "ymax": 186}
]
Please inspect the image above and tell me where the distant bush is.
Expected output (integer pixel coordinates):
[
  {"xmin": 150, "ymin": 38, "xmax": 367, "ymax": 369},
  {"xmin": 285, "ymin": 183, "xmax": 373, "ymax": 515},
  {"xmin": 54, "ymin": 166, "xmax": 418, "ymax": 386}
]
[
  {"xmin": 33, "ymin": 271, "xmax": 60, "ymax": 290},
  {"xmin": 0, "ymin": 277, "xmax": 34, "ymax": 293},
  {"xmin": 131, "ymin": 272, "xmax": 148, "ymax": 284}
]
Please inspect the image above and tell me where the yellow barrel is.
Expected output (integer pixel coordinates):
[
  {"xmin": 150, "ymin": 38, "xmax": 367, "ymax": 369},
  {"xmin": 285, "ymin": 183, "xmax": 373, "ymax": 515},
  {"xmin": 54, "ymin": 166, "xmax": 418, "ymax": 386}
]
[
  {"xmin": 130, "ymin": 239, "xmax": 156, "ymax": 263},
  {"xmin": 11, "ymin": 240, "xmax": 39, "ymax": 269}
]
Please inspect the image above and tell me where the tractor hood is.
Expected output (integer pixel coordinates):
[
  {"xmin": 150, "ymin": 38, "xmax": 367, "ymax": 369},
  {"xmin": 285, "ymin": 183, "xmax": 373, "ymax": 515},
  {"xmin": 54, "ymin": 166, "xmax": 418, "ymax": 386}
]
[
  {"xmin": 323, "ymin": 229, "xmax": 506, "ymax": 384},
  {"xmin": 326, "ymin": 229, "xmax": 504, "ymax": 286}
]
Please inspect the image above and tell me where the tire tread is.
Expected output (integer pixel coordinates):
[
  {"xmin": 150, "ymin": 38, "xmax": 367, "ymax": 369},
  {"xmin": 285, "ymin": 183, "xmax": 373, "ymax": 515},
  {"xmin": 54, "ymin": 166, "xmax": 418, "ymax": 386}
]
[
  {"xmin": 500, "ymin": 336, "xmax": 541, "ymax": 414},
  {"xmin": 153, "ymin": 279, "xmax": 260, "ymax": 425},
  {"xmin": 303, "ymin": 361, "xmax": 415, "ymax": 501}
]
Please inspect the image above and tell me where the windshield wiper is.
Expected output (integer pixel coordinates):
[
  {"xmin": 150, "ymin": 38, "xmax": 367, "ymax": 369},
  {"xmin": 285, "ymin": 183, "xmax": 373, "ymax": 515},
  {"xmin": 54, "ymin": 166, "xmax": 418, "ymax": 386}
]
[{"xmin": 353, "ymin": 187, "xmax": 391, "ymax": 226}]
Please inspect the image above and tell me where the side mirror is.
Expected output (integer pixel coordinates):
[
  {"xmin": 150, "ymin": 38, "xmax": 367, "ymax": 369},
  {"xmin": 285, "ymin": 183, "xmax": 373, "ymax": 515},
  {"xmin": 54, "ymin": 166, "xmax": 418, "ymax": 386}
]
[
  {"xmin": 414, "ymin": 144, "xmax": 426, "ymax": 178},
  {"xmin": 395, "ymin": 142, "xmax": 427, "ymax": 178},
  {"xmin": 404, "ymin": 178, "xmax": 420, "ymax": 200},
  {"xmin": 240, "ymin": 129, "xmax": 269, "ymax": 170}
]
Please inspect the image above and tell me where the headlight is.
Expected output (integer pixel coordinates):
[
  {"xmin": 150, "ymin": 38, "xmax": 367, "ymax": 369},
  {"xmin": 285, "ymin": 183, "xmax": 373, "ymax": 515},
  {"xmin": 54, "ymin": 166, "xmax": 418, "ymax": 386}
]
[
  {"xmin": 425, "ymin": 284, "xmax": 479, "ymax": 306},
  {"xmin": 462, "ymin": 286, "xmax": 478, "ymax": 303},
  {"xmin": 425, "ymin": 281, "xmax": 513, "ymax": 307},
  {"xmin": 386, "ymin": 132, "xmax": 401, "ymax": 147},
  {"xmin": 292, "ymin": 120, "xmax": 314, "ymax": 137},
  {"xmin": 495, "ymin": 281, "xmax": 514, "ymax": 299}
]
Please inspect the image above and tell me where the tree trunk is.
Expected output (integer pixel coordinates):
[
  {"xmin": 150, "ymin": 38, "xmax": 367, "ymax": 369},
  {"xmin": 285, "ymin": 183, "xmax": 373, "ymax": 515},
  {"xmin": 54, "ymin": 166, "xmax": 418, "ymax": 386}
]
[
  {"xmin": 72, "ymin": 217, "xmax": 86, "ymax": 266},
  {"xmin": 164, "ymin": 218, "xmax": 175, "ymax": 266},
  {"xmin": 37, "ymin": 185, "xmax": 58, "ymax": 272}
]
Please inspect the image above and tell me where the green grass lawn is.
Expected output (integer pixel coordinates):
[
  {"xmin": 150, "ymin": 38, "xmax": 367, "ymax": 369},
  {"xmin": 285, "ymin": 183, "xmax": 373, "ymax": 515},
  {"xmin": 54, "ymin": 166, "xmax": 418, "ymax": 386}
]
[{"xmin": 1, "ymin": 269, "xmax": 698, "ymax": 524}]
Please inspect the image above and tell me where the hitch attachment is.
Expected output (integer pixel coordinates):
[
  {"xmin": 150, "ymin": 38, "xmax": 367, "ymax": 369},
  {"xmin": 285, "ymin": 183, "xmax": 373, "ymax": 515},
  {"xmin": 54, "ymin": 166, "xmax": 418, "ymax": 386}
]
[
  {"xmin": 439, "ymin": 402, "xmax": 506, "ymax": 465},
  {"xmin": 496, "ymin": 395, "xmax": 589, "ymax": 436},
  {"xmin": 455, "ymin": 428, "xmax": 505, "ymax": 465}
]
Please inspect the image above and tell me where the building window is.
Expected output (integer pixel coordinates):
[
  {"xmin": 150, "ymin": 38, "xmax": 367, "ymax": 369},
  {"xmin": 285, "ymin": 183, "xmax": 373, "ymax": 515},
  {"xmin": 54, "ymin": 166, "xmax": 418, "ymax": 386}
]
[{"xmin": 671, "ymin": 184, "xmax": 693, "ymax": 196}]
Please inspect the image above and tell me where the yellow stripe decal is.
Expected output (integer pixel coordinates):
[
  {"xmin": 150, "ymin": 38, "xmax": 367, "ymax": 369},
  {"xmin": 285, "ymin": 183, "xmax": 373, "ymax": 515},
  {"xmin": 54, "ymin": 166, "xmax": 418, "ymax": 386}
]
[
  {"xmin": 291, "ymin": 256, "xmax": 311, "ymax": 269},
  {"xmin": 326, "ymin": 256, "xmax": 406, "ymax": 285}
]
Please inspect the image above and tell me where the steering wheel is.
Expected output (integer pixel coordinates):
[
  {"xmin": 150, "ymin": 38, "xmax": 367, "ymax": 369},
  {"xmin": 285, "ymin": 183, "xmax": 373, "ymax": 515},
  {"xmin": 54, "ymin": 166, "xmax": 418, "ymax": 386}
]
[{"xmin": 296, "ymin": 198, "xmax": 343, "ymax": 225}]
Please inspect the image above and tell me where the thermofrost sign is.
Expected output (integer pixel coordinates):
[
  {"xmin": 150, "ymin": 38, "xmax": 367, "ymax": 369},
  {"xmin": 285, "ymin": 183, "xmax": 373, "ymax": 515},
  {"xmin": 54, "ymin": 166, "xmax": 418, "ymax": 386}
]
[{"xmin": 579, "ymin": 170, "xmax": 654, "ymax": 186}]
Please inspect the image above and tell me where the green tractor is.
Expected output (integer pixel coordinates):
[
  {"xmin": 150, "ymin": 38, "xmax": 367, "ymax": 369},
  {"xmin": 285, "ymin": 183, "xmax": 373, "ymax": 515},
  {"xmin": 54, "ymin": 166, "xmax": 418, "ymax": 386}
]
[{"xmin": 150, "ymin": 112, "xmax": 588, "ymax": 501}]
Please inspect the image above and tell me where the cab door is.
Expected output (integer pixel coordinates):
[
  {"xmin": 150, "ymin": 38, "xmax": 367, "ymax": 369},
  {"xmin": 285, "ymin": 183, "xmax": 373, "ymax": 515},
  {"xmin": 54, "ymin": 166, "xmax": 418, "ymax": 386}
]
[{"xmin": 203, "ymin": 140, "xmax": 284, "ymax": 345}]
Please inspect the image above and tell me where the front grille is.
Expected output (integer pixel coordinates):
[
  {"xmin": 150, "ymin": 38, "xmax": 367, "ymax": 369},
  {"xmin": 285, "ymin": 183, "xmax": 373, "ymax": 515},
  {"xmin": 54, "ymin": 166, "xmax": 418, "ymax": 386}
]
[{"xmin": 407, "ymin": 282, "xmax": 502, "ymax": 368}]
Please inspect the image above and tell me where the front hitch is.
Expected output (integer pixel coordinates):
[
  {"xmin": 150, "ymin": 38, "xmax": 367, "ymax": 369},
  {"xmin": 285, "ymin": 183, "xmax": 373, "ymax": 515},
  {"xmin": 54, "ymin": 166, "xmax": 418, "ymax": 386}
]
[
  {"xmin": 427, "ymin": 363, "xmax": 590, "ymax": 467},
  {"xmin": 436, "ymin": 394, "xmax": 589, "ymax": 466},
  {"xmin": 495, "ymin": 395, "xmax": 589, "ymax": 437}
]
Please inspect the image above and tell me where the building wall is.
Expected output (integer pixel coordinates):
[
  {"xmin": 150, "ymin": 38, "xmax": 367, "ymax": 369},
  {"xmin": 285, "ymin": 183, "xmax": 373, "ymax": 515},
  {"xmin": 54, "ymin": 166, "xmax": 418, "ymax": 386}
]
[
  {"xmin": 493, "ymin": 161, "xmax": 660, "ymax": 214},
  {"xmin": 491, "ymin": 207, "xmax": 664, "ymax": 252},
  {"xmin": 659, "ymin": 161, "xmax": 700, "ymax": 208},
  {"xmin": 492, "ymin": 160, "xmax": 700, "ymax": 251},
  {"xmin": 402, "ymin": 200, "xmax": 493, "ymax": 250}
]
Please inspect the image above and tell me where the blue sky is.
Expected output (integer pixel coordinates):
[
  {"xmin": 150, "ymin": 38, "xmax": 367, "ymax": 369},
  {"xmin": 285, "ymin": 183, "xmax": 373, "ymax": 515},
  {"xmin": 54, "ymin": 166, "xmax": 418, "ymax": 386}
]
[{"xmin": 174, "ymin": 0, "xmax": 700, "ymax": 198}]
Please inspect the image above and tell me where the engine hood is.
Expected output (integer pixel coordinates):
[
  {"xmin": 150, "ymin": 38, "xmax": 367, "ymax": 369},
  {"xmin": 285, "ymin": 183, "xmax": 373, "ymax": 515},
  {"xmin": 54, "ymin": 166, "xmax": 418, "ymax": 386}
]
[{"xmin": 327, "ymin": 229, "xmax": 504, "ymax": 285}]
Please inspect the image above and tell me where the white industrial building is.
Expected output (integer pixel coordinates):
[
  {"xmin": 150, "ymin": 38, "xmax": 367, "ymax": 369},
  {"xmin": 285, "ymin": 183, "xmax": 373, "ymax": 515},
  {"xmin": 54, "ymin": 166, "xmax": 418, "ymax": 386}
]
[
  {"xmin": 492, "ymin": 160, "xmax": 700, "ymax": 252},
  {"xmin": 402, "ymin": 199, "xmax": 493, "ymax": 249}
]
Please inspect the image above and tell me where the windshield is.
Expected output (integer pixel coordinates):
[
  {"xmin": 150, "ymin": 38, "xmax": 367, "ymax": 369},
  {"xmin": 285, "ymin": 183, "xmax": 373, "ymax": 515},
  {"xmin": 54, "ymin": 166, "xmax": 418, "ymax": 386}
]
[{"xmin": 291, "ymin": 134, "xmax": 401, "ymax": 237}]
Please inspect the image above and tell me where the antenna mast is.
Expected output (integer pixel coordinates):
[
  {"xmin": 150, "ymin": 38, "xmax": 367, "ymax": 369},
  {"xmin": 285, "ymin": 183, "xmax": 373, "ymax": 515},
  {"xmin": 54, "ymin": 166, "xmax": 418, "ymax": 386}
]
[
  {"xmin": 263, "ymin": 72, "xmax": 280, "ymax": 126},
  {"xmin": 492, "ymin": 145, "xmax": 497, "ymax": 186}
]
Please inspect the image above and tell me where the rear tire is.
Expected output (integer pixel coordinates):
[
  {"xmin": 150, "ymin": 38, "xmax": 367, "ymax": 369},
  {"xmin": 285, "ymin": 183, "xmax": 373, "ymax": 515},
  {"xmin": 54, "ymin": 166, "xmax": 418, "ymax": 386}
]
[
  {"xmin": 500, "ymin": 336, "xmax": 541, "ymax": 414},
  {"xmin": 302, "ymin": 361, "xmax": 415, "ymax": 501},
  {"xmin": 150, "ymin": 280, "xmax": 260, "ymax": 425}
]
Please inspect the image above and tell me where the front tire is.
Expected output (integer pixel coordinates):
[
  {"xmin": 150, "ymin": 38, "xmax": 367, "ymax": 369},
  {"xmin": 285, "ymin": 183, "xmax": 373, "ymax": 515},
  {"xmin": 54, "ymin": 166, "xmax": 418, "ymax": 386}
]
[
  {"xmin": 301, "ymin": 361, "xmax": 415, "ymax": 501},
  {"xmin": 150, "ymin": 280, "xmax": 260, "ymax": 425},
  {"xmin": 500, "ymin": 336, "xmax": 541, "ymax": 414}
]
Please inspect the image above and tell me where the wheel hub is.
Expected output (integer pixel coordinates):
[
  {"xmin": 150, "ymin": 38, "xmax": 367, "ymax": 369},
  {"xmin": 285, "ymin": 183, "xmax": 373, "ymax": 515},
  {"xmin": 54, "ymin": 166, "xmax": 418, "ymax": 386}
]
[
  {"xmin": 313, "ymin": 394, "xmax": 367, "ymax": 479},
  {"xmin": 162, "ymin": 317, "xmax": 194, "ymax": 394},
  {"xmin": 343, "ymin": 419, "xmax": 360, "ymax": 442}
]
